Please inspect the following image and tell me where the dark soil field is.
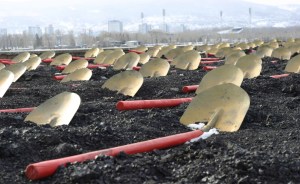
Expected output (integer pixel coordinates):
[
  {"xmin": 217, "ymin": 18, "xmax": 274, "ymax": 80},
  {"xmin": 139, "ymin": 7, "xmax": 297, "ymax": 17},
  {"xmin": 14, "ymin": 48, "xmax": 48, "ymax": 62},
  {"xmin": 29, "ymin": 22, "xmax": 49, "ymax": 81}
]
[{"xmin": 0, "ymin": 52, "xmax": 300, "ymax": 184}]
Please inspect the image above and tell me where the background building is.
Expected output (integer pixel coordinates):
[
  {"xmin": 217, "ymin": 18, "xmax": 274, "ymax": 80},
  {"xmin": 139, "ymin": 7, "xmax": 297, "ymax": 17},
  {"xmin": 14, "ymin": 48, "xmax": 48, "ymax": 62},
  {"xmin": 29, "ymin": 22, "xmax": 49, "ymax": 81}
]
[
  {"xmin": 28, "ymin": 26, "xmax": 42, "ymax": 36},
  {"xmin": 139, "ymin": 23, "xmax": 152, "ymax": 34},
  {"xmin": 108, "ymin": 20, "xmax": 123, "ymax": 33},
  {"xmin": 45, "ymin": 24, "xmax": 54, "ymax": 35}
]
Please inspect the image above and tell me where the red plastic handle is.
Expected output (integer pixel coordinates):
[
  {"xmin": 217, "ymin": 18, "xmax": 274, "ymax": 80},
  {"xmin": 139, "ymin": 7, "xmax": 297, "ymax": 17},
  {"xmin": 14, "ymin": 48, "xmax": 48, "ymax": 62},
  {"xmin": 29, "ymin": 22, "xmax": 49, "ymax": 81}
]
[
  {"xmin": 42, "ymin": 59, "xmax": 53, "ymax": 63},
  {"xmin": 132, "ymin": 66, "xmax": 141, "ymax": 71},
  {"xmin": 52, "ymin": 75, "xmax": 66, "ymax": 80},
  {"xmin": 270, "ymin": 74, "xmax": 289, "ymax": 79},
  {"xmin": 182, "ymin": 85, "xmax": 199, "ymax": 93},
  {"xmin": 201, "ymin": 58, "xmax": 220, "ymax": 61},
  {"xmin": 116, "ymin": 98, "xmax": 193, "ymax": 110},
  {"xmin": 128, "ymin": 50, "xmax": 144, "ymax": 54},
  {"xmin": 25, "ymin": 130, "xmax": 203, "ymax": 180},
  {"xmin": 203, "ymin": 66, "xmax": 217, "ymax": 71},
  {"xmin": 0, "ymin": 107, "xmax": 35, "ymax": 113}
]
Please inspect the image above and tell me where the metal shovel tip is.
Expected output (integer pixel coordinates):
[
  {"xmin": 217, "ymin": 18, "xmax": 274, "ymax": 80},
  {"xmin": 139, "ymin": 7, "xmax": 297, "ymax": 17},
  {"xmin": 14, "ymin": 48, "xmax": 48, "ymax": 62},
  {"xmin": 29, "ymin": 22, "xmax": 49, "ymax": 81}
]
[
  {"xmin": 50, "ymin": 53, "xmax": 72, "ymax": 66},
  {"xmin": 174, "ymin": 50, "xmax": 200, "ymax": 70},
  {"xmin": 12, "ymin": 52, "xmax": 30, "ymax": 63},
  {"xmin": 235, "ymin": 55, "xmax": 262, "ymax": 79},
  {"xmin": 180, "ymin": 83, "xmax": 250, "ymax": 132},
  {"xmin": 284, "ymin": 54, "xmax": 300, "ymax": 73},
  {"xmin": 61, "ymin": 68, "xmax": 92, "ymax": 83},
  {"xmin": 84, "ymin": 48, "xmax": 101, "ymax": 58},
  {"xmin": 93, "ymin": 50, "xmax": 113, "ymax": 64},
  {"xmin": 102, "ymin": 70, "xmax": 143, "ymax": 97},
  {"xmin": 61, "ymin": 59, "xmax": 88, "ymax": 74},
  {"xmin": 24, "ymin": 92, "xmax": 81, "ymax": 127},
  {"xmin": 102, "ymin": 49, "xmax": 125, "ymax": 65},
  {"xmin": 23, "ymin": 56, "xmax": 42, "ymax": 71},
  {"xmin": 196, "ymin": 65, "xmax": 244, "ymax": 94},
  {"xmin": 39, "ymin": 51, "xmax": 55, "ymax": 60},
  {"xmin": 113, "ymin": 52, "xmax": 140, "ymax": 71},
  {"xmin": 271, "ymin": 47, "xmax": 292, "ymax": 60},
  {"xmin": 139, "ymin": 58, "xmax": 170, "ymax": 78},
  {"xmin": 5, "ymin": 63, "xmax": 27, "ymax": 82},
  {"xmin": 0, "ymin": 70, "xmax": 14, "ymax": 98}
]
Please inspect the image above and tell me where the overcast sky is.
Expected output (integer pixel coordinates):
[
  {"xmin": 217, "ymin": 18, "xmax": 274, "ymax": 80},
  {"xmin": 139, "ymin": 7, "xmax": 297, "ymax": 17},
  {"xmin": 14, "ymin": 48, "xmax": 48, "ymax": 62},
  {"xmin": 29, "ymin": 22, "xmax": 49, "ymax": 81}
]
[{"xmin": 0, "ymin": 0, "xmax": 299, "ymax": 31}]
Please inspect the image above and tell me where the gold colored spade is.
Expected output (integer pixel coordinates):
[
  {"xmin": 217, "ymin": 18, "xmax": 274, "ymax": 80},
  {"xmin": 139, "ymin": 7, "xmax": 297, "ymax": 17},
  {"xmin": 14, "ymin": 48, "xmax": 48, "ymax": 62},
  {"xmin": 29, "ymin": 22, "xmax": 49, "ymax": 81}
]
[
  {"xmin": 23, "ymin": 56, "xmax": 42, "ymax": 71},
  {"xmin": 284, "ymin": 54, "xmax": 300, "ymax": 73},
  {"xmin": 39, "ymin": 51, "xmax": 55, "ymax": 60},
  {"xmin": 24, "ymin": 92, "xmax": 81, "ymax": 127},
  {"xmin": 235, "ymin": 55, "xmax": 262, "ymax": 79},
  {"xmin": 134, "ymin": 45, "xmax": 148, "ymax": 52},
  {"xmin": 61, "ymin": 68, "xmax": 92, "ymax": 83},
  {"xmin": 225, "ymin": 51, "xmax": 246, "ymax": 65},
  {"xmin": 0, "ymin": 63, "xmax": 5, "ymax": 70},
  {"xmin": 102, "ymin": 70, "xmax": 143, "ymax": 97},
  {"xmin": 256, "ymin": 45, "xmax": 273, "ymax": 58},
  {"xmin": 5, "ymin": 63, "xmax": 27, "ymax": 82},
  {"xmin": 139, "ymin": 58, "xmax": 170, "ymax": 77},
  {"xmin": 113, "ymin": 52, "xmax": 140, "ymax": 70},
  {"xmin": 0, "ymin": 70, "xmax": 14, "ymax": 97},
  {"xmin": 62, "ymin": 59, "xmax": 88, "ymax": 74},
  {"xmin": 102, "ymin": 49, "xmax": 125, "ymax": 65},
  {"xmin": 138, "ymin": 53, "xmax": 151, "ymax": 64},
  {"xmin": 173, "ymin": 50, "xmax": 201, "ymax": 70},
  {"xmin": 50, "ymin": 53, "xmax": 72, "ymax": 66},
  {"xmin": 84, "ymin": 48, "xmax": 103, "ymax": 58},
  {"xmin": 271, "ymin": 47, "xmax": 292, "ymax": 60},
  {"xmin": 165, "ymin": 48, "xmax": 185, "ymax": 61},
  {"xmin": 12, "ymin": 52, "xmax": 30, "ymax": 63},
  {"xmin": 180, "ymin": 83, "xmax": 250, "ymax": 132},
  {"xmin": 196, "ymin": 65, "xmax": 244, "ymax": 94},
  {"xmin": 93, "ymin": 50, "xmax": 114, "ymax": 64}
]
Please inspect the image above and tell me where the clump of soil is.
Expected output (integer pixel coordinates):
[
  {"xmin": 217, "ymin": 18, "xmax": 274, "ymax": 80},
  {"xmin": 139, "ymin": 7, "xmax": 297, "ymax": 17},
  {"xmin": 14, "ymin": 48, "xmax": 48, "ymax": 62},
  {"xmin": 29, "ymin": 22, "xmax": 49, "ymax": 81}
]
[{"xmin": 0, "ymin": 55, "xmax": 300, "ymax": 183}]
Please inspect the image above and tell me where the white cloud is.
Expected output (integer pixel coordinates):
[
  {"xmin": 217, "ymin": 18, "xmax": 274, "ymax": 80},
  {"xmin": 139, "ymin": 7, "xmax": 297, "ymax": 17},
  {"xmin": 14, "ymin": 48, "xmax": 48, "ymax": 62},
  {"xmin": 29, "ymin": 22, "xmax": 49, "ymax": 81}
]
[{"xmin": 243, "ymin": 0, "xmax": 300, "ymax": 6}]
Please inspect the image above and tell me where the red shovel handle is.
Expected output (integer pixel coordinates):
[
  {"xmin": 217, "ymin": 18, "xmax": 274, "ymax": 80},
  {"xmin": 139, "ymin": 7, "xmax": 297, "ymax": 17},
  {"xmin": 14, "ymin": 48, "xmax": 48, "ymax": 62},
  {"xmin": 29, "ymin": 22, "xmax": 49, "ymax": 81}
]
[
  {"xmin": 201, "ymin": 58, "xmax": 220, "ymax": 61},
  {"xmin": 128, "ymin": 50, "xmax": 144, "ymax": 54},
  {"xmin": 116, "ymin": 98, "xmax": 193, "ymax": 110},
  {"xmin": 182, "ymin": 85, "xmax": 199, "ymax": 93},
  {"xmin": 25, "ymin": 130, "xmax": 203, "ymax": 180},
  {"xmin": 270, "ymin": 74, "xmax": 289, "ymax": 79},
  {"xmin": 203, "ymin": 66, "xmax": 217, "ymax": 71},
  {"xmin": 0, "ymin": 59, "xmax": 16, "ymax": 65},
  {"xmin": 53, "ymin": 75, "xmax": 66, "ymax": 80},
  {"xmin": 0, "ymin": 107, "xmax": 35, "ymax": 113},
  {"xmin": 42, "ymin": 59, "xmax": 53, "ymax": 63}
]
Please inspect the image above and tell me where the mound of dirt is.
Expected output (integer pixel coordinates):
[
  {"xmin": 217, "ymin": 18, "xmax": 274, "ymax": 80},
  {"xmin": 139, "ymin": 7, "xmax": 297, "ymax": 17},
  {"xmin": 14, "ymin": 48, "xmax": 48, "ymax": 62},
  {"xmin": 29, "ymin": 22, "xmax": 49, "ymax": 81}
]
[{"xmin": 0, "ymin": 54, "xmax": 300, "ymax": 183}]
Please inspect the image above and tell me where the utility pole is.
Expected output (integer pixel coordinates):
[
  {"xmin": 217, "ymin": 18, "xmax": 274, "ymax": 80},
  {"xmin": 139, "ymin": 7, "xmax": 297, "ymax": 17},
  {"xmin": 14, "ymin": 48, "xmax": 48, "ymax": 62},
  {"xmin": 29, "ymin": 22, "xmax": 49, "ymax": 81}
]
[
  {"xmin": 249, "ymin": 8, "xmax": 252, "ymax": 28},
  {"xmin": 220, "ymin": 11, "xmax": 223, "ymax": 27}
]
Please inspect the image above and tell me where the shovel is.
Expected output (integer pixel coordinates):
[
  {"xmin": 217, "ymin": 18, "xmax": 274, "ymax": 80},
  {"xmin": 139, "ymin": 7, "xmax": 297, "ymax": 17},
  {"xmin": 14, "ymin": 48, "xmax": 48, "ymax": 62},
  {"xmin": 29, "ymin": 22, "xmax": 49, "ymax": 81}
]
[
  {"xmin": 61, "ymin": 59, "xmax": 88, "ymax": 74},
  {"xmin": 12, "ymin": 52, "xmax": 30, "ymax": 63},
  {"xmin": 139, "ymin": 58, "xmax": 170, "ymax": 78},
  {"xmin": 84, "ymin": 48, "xmax": 102, "ymax": 58},
  {"xmin": 93, "ymin": 50, "xmax": 114, "ymax": 64},
  {"xmin": 5, "ymin": 63, "xmax": 27, "ymax": 82},
  {"xmin": 180, "ymin": 83, "xmax": 250, "ymax": 132},
  {"xmin": 271, "ymin": 47, "xmax": 292, "ymax": 60},
  {"xmin": 196, "ymin": 65, "xmax": 244, "ymax": 94},
  {"xmin": 23, "ymin": 56, "xmax": 42, "ymax": 71},
  {"xmin": 284, "ymin": 54, "xmax": 300, "ymax": 73},
  {"xmin": 102, "ymin": 70, "xmax": 143, "ymax": 97},
  {"xmin": 235, "ymin": 55, "xmax": 262, "ymax": 79},
  {"xmin": 0, "ymin": 70, "xmax": 14, "ymax": 97},
  {"xmin": 173, "ymin": 50, "xmax": 201, "ymax": 70},
  {"xmin": 102, "ymin": 49, "xmax": 125, "ymax": 65},
  {"xmin": 50, "ymin": 53, "xmax": 72, "ymax": 66},
  {"xmin": 60, "ymin": 68, "xmax": 92, "ymax": 83},
  {"xmin": 39, "ymin": 51, "xmax": 55, "ymax": 60},
  {"xmin": 24, "ymin": 92, "xmax": 81, "ymax": 127},
  {"xmin": 113, "ymin": 52, "xmax": 140, "ymax": 70}
]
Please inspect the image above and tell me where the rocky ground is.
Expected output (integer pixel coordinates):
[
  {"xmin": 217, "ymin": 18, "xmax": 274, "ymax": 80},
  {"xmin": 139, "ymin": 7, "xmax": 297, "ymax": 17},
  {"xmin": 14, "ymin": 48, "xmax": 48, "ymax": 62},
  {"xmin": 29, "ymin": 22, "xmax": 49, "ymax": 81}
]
[{"xmin": 0, "ymin": 53, "xmax": 299, "ymax": 184}]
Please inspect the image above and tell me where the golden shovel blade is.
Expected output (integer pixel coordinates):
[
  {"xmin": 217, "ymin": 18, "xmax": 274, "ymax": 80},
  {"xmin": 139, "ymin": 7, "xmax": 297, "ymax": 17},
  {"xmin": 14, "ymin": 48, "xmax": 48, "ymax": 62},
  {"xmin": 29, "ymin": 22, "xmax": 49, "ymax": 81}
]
[
  {"xmin": 102, "ymin": 70, "xmax": 143, "ymax": 97},
  {"xmin": 113, "ymin": 52, "xmax": 140, "ymax": 70},
  {"xmin": 93, "ymin": 50, "xmax": 113, "ymax": 64},
  {"xmin": 61, "ymin": 59, "xmax": 88, "ymax": 74},
  {"xmin": 30, "ymin": 54, "xmax": 38, "ymax": 58},
  {"xmin": 180, "ymin": 83, "xmax": 250, "ymax": 132},
  {"xmin": 165, "ymin": 48, "xmax": 185, "ymax": 61},
  {"xmin": 139, "ymin": 58, "xmax": 170, "ymax": 77},
  {"xmin": 173, "ymin": 50, "xmax": 201, "ymax": 70},
  {"xmin": 196, "ymin": 65, "xmax": 244, "ymax": 94},
  {"xmin": 182, "ymin": 45, "xmax": 194, "ymax": 52},
  {"xmin": 5, "ymin": 63, "xmax": 27, "ymax": 82},
  {"xmin": 146, "ymin": 48, "xmax": 160, "ymax": 57},
  {"xmin": 84, "ymin": 48, "xmax": 103, "ymax": 58},
  {"xmin": 268, "ymin": 41, "xmax": 279, "ymax": 49},
  {"xmin": 156, "ymin": 45, "xmax": 176, "ymax": 58},
  {"xmin": 256, "ymin": 45, "xmax": 273, "ymax": 58},
  {"xmin": 0, "ymin": 70, "xmax": 14, "ymax": 98},
  {"xmin": 12, "ymin": 52, "xmax": 30, "ymax": 63},
  {"xmin": 288, "ymin": 44, "xmax": 300, "ymax": 55},
  {"xmin": 23, "ymin": 56, "xmax": 42, "ymax": 71},
  {"xmin": 134, "ymin": 45, "xmax": 148, "ymax": 52},
  {"xmin": 206, "ymin": 47, "xmax": 219, "ymax": 55},
  {"xmin": 215, "ymin": 47, "xmax": 232, "ymax": 58},
  {"xmin": 39, "ymin": 51, "xmax": 55, "ymax": 60},
  {"xmin": 236, "ymin": 42, "xmax": 250, "ymax": 50},
  {"xmin": 253, "ymin": 39, "xmax": 264, "ymax": 46},
  {"xmin": 50, "ymin": 53, "xmax": 72, "ymax": 66},
  {"xmin": 235, "ymin": 55, "xmax": 262, "ymax": 79},
  {"xmin": 61, "ymin": 68, "xmax": 92, "ymax": 83},
  {"xmin": 24, "ymin": 92, "xmax": 81, "ymax": 127},
  {"xmin": 0, "ymin": 63, "xmax": 5, "ymax": 70},
  {"xmin": 138, "ymin": 53, "xmax": 151, "ymax": 64},
  {"xmin": 196, "ymin": 45, "xmax": 211, "ymax": 52},
  {"xmin": 225, "ymin": 51, "xmax": 246, "ymax": 65},
  {"xmin": 284, "ymin": 54, "xmax": 300, "ymax": 73},
  {"xmin": 271, "ymin": 47, "xmax": 292, "ymax": 60},
  {"xmin": 102, "ymin": 49, "xmax": 125, "ymax": 65}
]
